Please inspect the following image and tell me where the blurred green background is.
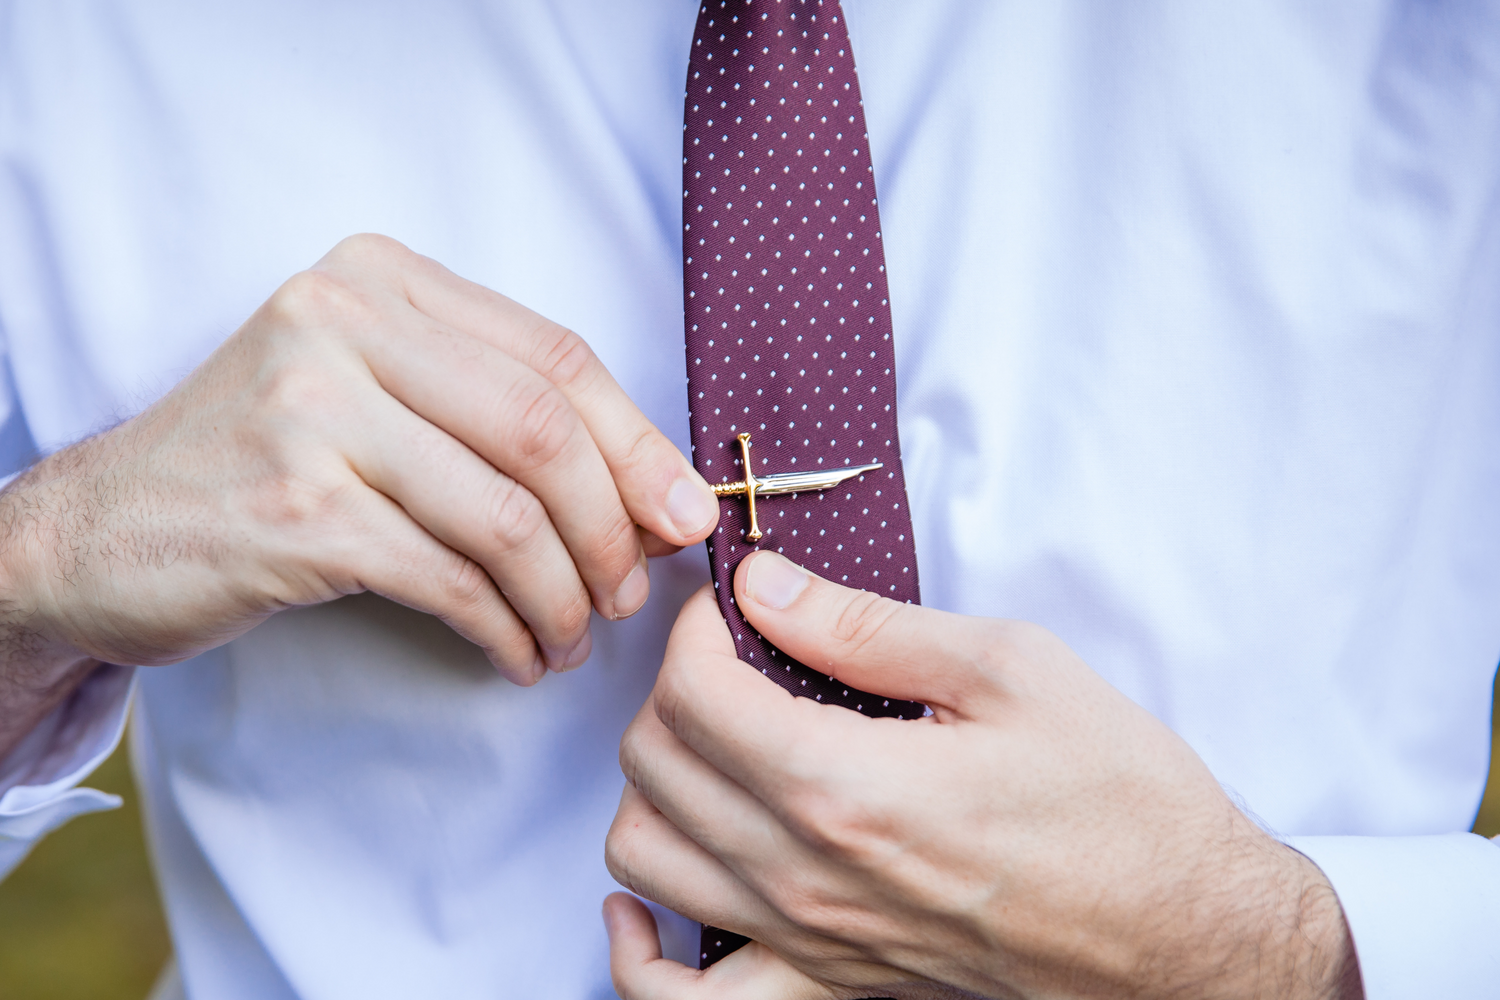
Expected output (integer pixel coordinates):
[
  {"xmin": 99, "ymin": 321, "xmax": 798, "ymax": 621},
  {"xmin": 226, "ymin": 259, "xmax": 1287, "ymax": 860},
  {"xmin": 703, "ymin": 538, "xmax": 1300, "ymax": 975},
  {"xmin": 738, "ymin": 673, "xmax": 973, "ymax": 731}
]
[
  {"xmin": 0, "ymin": 747, "xmax": 170, "ymax": 999},
  {"xmin": 1, "ymin": 671, "xmax": 1497, "ymax": 1000}
]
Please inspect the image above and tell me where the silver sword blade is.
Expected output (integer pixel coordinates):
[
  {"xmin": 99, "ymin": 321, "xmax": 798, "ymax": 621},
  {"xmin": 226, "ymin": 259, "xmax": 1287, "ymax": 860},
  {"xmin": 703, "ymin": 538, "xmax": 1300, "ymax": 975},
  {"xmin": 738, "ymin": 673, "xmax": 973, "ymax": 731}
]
[{"xmin": 751, "ymin": 462, "xmax": 884, "ymax": 496}]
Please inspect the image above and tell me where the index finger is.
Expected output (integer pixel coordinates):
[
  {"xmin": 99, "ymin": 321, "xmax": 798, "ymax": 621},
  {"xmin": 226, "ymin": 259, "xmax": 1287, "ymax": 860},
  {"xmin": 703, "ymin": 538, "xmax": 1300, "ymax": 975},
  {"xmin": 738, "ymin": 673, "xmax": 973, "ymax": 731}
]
[
  {"xmin": 650, "ymin": 586, "xmax": 884, "ymax": 810},
  {"xmin": 378, "ymin": 240, "xmax": 721, "ymax": 547}
]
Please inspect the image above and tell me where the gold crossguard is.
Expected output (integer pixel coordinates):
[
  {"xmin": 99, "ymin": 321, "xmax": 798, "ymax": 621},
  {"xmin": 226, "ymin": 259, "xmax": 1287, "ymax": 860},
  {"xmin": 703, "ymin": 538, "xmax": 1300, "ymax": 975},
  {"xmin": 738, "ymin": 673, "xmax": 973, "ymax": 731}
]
[{"xmin": 711, "ymin": 432, "xmax": 883, "ymax": 543}]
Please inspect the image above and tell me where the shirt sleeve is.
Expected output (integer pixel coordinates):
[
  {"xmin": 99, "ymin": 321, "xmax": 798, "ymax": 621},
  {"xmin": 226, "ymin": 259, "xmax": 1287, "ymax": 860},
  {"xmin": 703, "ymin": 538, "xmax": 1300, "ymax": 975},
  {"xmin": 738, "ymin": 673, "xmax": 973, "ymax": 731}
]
[
  {"xmin": 0, "ymin": 302, "xmax": 137, "ymax": 879},
  {"xmin": 1283, "ymin": 833, "xmax": 1500, "ymax": 999},
  {"xmin": 0, "ymin": 662, "xmax": 136, "ymax": 880}
]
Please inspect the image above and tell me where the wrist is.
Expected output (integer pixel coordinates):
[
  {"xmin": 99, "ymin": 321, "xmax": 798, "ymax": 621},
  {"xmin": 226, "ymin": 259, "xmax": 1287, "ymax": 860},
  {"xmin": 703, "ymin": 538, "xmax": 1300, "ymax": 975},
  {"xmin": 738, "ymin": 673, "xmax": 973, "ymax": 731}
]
[
  {"xmin": 0, "ymin": 471, "xmax": 103, "ymax": 760},
  {"xmin": 1255, "ymin": 839, "xmax": 1362, "ymax": 1000},
  {"xmin": 1170, "ymin": 817, "xmax": 1363, "ymax": 1000}
]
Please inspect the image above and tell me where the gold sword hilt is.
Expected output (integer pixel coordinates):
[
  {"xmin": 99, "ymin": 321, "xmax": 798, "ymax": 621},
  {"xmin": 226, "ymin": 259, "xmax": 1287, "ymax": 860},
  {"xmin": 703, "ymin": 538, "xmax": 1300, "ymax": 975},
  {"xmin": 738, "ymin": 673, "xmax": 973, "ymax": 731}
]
[
  {"xmin": 708, "ymin": 433, "xmax": 763, "ymax": 542},
  {"xmin": 736, "ymin": 433, "xmax": 761, "ymax": 541}
]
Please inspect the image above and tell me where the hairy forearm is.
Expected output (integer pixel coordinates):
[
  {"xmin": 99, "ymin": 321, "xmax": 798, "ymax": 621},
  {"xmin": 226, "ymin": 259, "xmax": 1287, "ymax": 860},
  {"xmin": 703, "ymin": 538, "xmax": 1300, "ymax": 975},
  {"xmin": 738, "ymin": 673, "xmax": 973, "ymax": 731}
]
[
  {"xmin": 1151, "ymin": 824, "xmax": 1363, "ymax": 1000},
  {"xmin": 0, "ymin": 638, "xmax": 102, "ymax": 762},
  {"xmin": 0, "ymin": 459, "xmax": 105, "ymax": 762},
  {"xmin": 1276, "ymin": 866, "xmax": 1364, "ymax": 1000}
]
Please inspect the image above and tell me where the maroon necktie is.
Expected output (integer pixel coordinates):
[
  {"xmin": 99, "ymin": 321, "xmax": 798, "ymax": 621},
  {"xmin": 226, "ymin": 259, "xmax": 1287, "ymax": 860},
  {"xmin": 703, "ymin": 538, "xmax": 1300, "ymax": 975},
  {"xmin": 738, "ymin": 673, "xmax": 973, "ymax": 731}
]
[{"xmin": 683, "ymin": 0, "xmax": 922, "ymax": 969}]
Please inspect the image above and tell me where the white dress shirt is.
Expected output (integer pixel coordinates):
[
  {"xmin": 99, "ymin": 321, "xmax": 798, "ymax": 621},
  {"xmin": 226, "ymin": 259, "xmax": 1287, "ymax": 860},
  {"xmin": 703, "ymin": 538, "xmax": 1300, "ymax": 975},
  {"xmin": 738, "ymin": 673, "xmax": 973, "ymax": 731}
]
[{"xmin": 2, "ymin": 3, "xmax": 1499, "ymax": 997}]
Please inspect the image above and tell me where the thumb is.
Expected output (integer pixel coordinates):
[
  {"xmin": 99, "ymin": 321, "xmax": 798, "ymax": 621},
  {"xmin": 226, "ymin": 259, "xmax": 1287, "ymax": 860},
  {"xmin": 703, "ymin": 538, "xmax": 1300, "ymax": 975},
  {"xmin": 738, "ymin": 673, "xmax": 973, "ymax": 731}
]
[{"xmin": 732, "ymin": 551, "xmax": 992, "ymax": 714}]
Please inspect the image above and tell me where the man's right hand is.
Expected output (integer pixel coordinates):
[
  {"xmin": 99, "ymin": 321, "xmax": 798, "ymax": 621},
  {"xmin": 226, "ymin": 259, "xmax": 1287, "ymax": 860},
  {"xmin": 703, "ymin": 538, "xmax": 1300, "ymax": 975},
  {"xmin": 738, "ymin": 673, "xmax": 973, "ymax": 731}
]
[{"xmin": 0, "ymin": 234, "xmax": 718, "ymax": 756}]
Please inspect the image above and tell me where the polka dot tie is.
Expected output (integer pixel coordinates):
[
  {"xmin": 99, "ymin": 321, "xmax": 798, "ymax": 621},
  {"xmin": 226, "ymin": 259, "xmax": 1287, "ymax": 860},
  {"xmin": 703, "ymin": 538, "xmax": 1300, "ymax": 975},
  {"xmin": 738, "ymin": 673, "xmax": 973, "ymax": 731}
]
[{"xmin": 682, "ymin": 0, "xmax": 922, "ymax": 971}]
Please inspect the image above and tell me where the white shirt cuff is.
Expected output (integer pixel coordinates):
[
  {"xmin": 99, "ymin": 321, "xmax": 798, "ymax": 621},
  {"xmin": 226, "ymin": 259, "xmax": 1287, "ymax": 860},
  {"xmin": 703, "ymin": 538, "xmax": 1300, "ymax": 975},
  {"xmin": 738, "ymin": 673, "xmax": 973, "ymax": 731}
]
[
  {"xmin": 1284, "ymin": 833, "xmax": 1500, "ymax": 999},
  {"xmin": 0, "ymin": 662, "xmax": 136, "ymax": 879}
]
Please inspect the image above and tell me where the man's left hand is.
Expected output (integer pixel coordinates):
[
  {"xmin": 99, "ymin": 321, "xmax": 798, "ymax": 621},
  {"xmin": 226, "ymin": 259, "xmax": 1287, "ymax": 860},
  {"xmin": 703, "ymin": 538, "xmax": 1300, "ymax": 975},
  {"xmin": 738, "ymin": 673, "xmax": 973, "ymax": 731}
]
[{"xmin": 603, "ymin": 551, "xmax": 1363, "ymax": 1000}]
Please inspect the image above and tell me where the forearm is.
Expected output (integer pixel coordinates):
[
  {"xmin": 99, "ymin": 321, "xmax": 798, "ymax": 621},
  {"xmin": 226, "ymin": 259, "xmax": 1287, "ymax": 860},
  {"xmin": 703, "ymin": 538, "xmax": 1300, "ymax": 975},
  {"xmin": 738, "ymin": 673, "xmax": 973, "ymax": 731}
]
[
  {"xmin": 0, "ymin": 644, "xmax": 102, "ymax": 762},
  {"xmin": 1151, "ymin": 825, "xmax": 1362, "ymax": 1000},
  {"xmin": 956, "ymin": 818, "xmax": 1363, "ymax": 999},
  {"xmin": 1277, "ymin": 863, "xmax": 1362, "ymax": 1000},
  {"xmin": 0, "ymin": 459, "xmax": 104, "ymax": 762},
  {"xmin": 1227, "ymin": 839, "xmax": 1362, "ymax": 999},
  {"xmin": 1273, "ymin": 871, "xmax": 1363, "ymax": 1000}
]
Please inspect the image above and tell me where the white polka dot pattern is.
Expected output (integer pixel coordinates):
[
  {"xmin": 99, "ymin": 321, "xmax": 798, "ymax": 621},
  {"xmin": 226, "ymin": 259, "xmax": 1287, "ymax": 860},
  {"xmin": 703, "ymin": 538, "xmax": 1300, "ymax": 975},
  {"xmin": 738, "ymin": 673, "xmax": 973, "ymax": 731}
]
[
  {"xmin": 682, "ymin": 1, "xmax": 923, "ymax": 970},
  {"xmin": 684, "ymin": 7, "xmax": 922, "ymax": 706}
]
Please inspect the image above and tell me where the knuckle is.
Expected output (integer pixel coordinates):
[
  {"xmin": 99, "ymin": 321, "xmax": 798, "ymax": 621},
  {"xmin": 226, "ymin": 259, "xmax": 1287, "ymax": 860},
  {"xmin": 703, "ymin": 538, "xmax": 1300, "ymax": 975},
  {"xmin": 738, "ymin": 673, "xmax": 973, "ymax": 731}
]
[
  {"xmin": 763, "ymin": 873, "xmax": 840, "ymax": 934},
  {"xmin": 276, "ymin": 473, "xmax": 345, "ymax": 524},
  {"xmin": 602, "ymin": 828, "xmax": 628, "ymax": 885},
  {"xmin": 253, "ymin": 358, "xmax": 346, "ymax": 426},
  {"xmin": 530, "ymin": 325, "xmax": 601, "ymax": 392},
  {"xmin": 615, "ymin": 424, "xmax": 669, "ymax": 482},
  {"xmin": 651, "ymin": 665, "xmax": 689, "ymax": 736},
  {"xmin": 594, "ymin": 511, "xmax": 642, "ymax": 572},
  {"xmin": 479, "ymin": 480, "xmax": 593, "ymax": 635},
  {"xmin": 329, "ymin": 232, "xmax": 405, "ymax": 265},
  {"xmin": 266, "ymin": 269, "xmax": 368, "ymax": 329},
  {"xmin": 603, "ymin": 821, "xmax": 645, "ymax": 895},
  {"xmin": 829, "ymin": 590, "xmax": 900, "ymax": 661},
  {"xmin": 509, "ymin": 383, "xmax": 580, "ymax": 469},
  {"xmin": 252, "ymin": 470, "xmax": 358, "ymax": 543},
  {"xmin": 785, "ymin": 785, "xmax": 866, "ymax": 859},
  {"xmin": 440, "ymin": 556, "xmax": 496, "ymax": 617},
  {"xmin": 482, "ymin": 477, "xmax": 550, "ymax": 550},
  {"xmin": 617, "ymin": 723, "xmax": 647, "ymax": 781},
  {"xmin": 617, "ymin": 715, "xmax": 670, "ymax": 804}
]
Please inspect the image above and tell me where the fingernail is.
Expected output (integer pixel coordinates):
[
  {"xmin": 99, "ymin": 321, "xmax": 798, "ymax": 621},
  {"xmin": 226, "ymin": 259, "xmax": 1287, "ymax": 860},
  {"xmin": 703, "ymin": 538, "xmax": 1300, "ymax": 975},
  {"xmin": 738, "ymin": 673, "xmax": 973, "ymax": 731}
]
[
  {"xmin": 666, "ymin": 475, "xmax": 717, "ymax": 538},
  {"xmin": 499, "ymin": 650, "xmax": 548, "ymax": 685},
  {"xmin": 611, "ymin": 563, "xmax": 650, "ymax": 620},
  {"xmin": 745, "ymin": 552, "xmax": 809, "ymax": 610},
  {"xmin": 560, "ymin": 629, "xmax": 593, "ymax": 672}
]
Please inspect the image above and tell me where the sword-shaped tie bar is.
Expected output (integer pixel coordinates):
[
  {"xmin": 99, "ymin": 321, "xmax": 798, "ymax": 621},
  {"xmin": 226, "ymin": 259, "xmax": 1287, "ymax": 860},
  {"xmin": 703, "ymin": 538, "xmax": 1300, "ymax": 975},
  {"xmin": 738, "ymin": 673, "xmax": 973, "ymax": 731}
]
[{"xmin": 711, "ymin": 432, "xmax": 883, "ymax": 543}]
